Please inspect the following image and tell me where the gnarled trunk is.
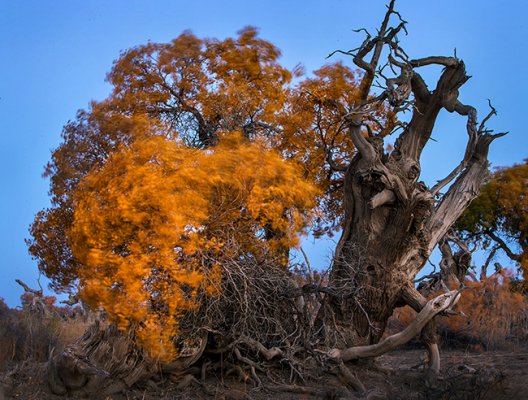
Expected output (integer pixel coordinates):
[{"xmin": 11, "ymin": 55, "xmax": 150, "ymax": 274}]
[{"xmin": 320, "ymin": 1, "xmax": 504, "ymax": 352}]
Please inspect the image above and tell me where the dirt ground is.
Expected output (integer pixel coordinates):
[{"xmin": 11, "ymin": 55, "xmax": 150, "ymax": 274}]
[{"xmin": 1, "ymin": 349, "xmax": 527, "ymax": 399}]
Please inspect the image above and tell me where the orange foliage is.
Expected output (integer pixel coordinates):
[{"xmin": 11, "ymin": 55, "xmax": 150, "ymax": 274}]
[
  {"xmin": 28, "ymin": 28, "xmax": 397, "ymax": 292},
  {"xmin": 440, "ymin": 272, "xmax": 527, "ymax": 349},
  {"xmin": 390, "ymin": 272, "xmax": 528, "ymax": 349},
  {"xmin": 107, "ymin": 27, "xmax": 293, "ymax": 145},
  {"xmin": 69, "ymin": 133, "xmax": 317, "ymax": 360},
  {"xmin": 27, "ymin": 27, "xmax": 398, "ymax": 358}
]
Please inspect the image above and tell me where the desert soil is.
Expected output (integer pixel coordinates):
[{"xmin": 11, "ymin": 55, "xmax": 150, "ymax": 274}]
[{"xmin": 1, "ymin": 349, "xmax": 527, "ymax": 399}]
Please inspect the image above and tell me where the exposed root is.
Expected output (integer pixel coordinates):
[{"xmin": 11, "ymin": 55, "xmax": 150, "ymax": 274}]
[
  {"xmin": 238, "ymin": 335, "xmax": 283, "ymax": 361},
  {"xmin": 338, "ymin": 361, "xmax": 366, "ymax": 395},
  {"xmin": 234, "ymin": 347, "xmax": 262, "ymax": 386},
  {"xmin": 162, "ymin": 331, "xmax": 208, "ymax": 374},
  {"xmin": 426, "ymin": 342, "xmax": 440, "ymax": 375}
]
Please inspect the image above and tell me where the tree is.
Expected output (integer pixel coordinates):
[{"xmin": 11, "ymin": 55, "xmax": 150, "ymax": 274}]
[
  {"xmin": 456, "ymin": 160, "xmax": 528, "ymax": 282},
  {"xmin": 29, "ymin": 1, "xmax": 504, "ymax": 395},
  {"xmin": 28, "ymin": 26, "xmax": 298, "ymax": 293},
  {"xmin": 69, "ymin": 133, "xmax": 316, "ymax": 360},
  {"xmin": 405, "ymin": 161, "xmax": 528, "ymax": 352}
]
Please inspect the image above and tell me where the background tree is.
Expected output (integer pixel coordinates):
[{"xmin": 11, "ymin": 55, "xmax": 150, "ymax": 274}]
[
  {"xmin": 393, "ymin": 160, "xmax": 528, "ymax": 355},
  {"xmin": 456, "ymin": 159, "xmax": 528, "ymax": 282},
  {"xmin": 28, "ymin": 27, "xmax": 367, "ymax": 292}
]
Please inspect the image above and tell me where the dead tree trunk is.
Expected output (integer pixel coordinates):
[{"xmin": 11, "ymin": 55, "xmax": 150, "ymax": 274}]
[{"xmin": 320, "ymin": 1, "xmax": 505, "ymax": 353}]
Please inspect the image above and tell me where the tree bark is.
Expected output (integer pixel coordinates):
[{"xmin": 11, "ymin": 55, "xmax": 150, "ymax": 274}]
[{"xmin": 321, "ymin": 3, "xmax": 503, "ymax": 350}]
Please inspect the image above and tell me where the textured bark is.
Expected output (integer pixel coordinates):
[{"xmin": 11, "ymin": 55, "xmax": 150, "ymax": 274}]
[
  {"xmin": 321, "ymin": 1, "xmax": 503, "ymax": 350},
  {"xmin": 47, "ymin": 322, "xmax": 153, "ymax": 396}
]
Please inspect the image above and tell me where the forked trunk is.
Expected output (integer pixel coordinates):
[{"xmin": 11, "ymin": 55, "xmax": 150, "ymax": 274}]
[
  {"xmin": 326, "ymin": 153, "xmax": 434, "ymax": 347},
  {"xmin": 319, "ymin": 16, "xmax": 503, "ymax": 347}
]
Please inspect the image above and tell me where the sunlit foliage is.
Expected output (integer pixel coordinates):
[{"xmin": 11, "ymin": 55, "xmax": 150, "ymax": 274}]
[
  {"xmin": 27, "ymin": 27, "xmax": 398, "ymax": 358},
  {"xmin": 69, "ymin": 133, "xmax": 316, "ymax": 359}
]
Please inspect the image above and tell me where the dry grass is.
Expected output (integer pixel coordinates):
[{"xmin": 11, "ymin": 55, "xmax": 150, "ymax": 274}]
[{"xmin": 0, "ymin": 297, "xmax": 89, "ymax": 371}]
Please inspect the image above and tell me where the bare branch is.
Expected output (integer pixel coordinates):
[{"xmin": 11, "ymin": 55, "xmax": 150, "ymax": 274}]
[
  {"xmin": 481, "ymin": 245, "xmax": 499, "ymax": 280},
  {"xmin": 238, "ymin": 336, "xmax": 283, "ymax": 361},
  {"xmin": 478, "ymin": 99, "xmax": 497, "ymax": 133},
  {"xmin": 345, "ymin": 116, "xmax": 377, "ymax": 163},
  {"xmin": 326, "ymin": 291, "xmax": 460, "ymax": 362},
  {"xmin": 410, "ymin": 72, "xmax": 431, "ymax": 103},
  {"xmin": 410, "ymin": 56, "xmax": 459, "ymax": 68},
  {"xmin": 485, "ymin": 229, "xmax": 521, "ymax": 262},
  {"xmin": 325, "ymin": 149, "xmax": 348, "ymax": 172},
  {"xmin": 15, "ymin": 279, "xmax": 43, "ymax": 296}
]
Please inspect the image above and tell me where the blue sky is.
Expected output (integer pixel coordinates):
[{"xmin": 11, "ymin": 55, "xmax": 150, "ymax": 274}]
[{"xmin": 0, "ymin": 0, "xmax": 526, "ymax": 307}]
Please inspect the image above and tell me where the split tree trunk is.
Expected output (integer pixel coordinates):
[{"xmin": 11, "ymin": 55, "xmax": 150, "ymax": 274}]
[{"xmin": 320, "ymin": 1, "xmax": 504, "ymax": 351}]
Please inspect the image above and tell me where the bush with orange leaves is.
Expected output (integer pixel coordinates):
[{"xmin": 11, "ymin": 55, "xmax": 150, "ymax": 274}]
[
  {"xmin": 389, "ymin": 272, "xmax": 528, "ymax": 350},
  {"xmin": 69, "ymin": 132, "xmax": 317, "ymax": 360},
  {"xmin": 438, "ymin": 272, "xmax": 528, "ymax": 349}
]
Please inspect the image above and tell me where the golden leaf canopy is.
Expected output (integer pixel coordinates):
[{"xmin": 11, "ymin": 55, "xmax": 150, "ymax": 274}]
[{"xmin": 69, "ymin": 133, "xmax": 317, "ymax": 359}]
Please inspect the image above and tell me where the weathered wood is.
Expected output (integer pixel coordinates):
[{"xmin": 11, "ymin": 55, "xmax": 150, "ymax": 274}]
[
  {"xmin": 47, "ymin": 322, "xmax": 153, "ymax": 396},
  {"xmin": 321, "ymin": 0, "xmax": 501, "ymax": 355},
  {"xmin": 327, "ymin": 291, "xmax": 460, "ymax": 362}
]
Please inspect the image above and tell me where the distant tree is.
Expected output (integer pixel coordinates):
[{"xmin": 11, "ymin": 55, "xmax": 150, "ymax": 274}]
[{"xmin": 456, "ymin": 160, "xmax": 528, "ymax": 281}]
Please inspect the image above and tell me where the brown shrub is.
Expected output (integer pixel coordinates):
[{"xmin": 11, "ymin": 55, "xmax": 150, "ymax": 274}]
[
  {"xmin": 0, "ymin": 297, "xmax": 90, "ymax": 371},
  {"xmin": 439, "ymin": 272, "xmax": 528, "ymax": 349}
]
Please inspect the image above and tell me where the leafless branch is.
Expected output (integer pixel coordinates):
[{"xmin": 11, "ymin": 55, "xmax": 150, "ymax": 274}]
[
  {"xmin": 326, "ymin": 291, "xmax": 461, "ymax": 362},
  {"xmin": 485, "ymin": 229, "xmax": 521, "ymax": 262}
]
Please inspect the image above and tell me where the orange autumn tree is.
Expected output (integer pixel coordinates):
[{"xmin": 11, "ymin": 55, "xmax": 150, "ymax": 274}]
[
  {"xmin": 28, "ymin": 27, "xmax": 367, "ymax": 294},
  {"xmin": 28, "ymin": 26, "xmax": 294, "ymax": 293},
  {"xmin": 30, "ymin": 4, "xmax": 515, "ymax": 396},
  {"xmin": 68, "ymin": 133, "xmax": 316, "ymax": 359}
]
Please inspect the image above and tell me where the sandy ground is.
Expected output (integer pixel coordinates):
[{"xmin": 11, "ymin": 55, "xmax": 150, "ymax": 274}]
[{"xmin": 1, "ymin": 349, "xmax": 527, "ymax": 399}]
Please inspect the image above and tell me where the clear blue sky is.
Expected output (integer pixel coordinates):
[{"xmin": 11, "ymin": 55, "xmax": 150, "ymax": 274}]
[{"xmin": 1, "ymin": 1, "xmax": 526, "ymax": 307}]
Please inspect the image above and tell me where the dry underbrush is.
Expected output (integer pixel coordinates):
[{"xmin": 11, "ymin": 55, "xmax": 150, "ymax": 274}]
[
  {"xmin": 0, "ymin": 296, "xmax": 89, "ymax": 372},
  {"xmin": 388, "ymin": 273, "xmax": 528, "ymax": 350},
  {"xmin": 1, "ymin": 271, "xmax": 527, "ymax": 399}
]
